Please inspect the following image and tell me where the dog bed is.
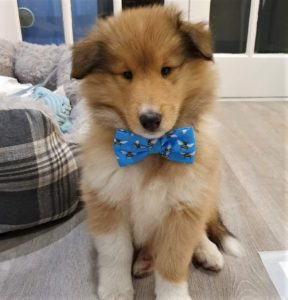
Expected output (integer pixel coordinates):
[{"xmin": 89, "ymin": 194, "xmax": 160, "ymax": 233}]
[{"xmin": 0, "ymin": 40, "xmax": 85, "ymax": 233}]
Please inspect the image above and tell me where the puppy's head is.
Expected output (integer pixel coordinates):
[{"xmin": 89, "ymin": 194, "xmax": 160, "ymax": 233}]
[{"xmin": 72, "ymin": 6, "xmax": 217, "ymax": 138}]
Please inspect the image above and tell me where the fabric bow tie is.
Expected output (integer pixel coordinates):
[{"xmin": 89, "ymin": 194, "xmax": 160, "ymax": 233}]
[{"xmin": 114, "ymin": 127, "xmax": 196, "ymax": 167}]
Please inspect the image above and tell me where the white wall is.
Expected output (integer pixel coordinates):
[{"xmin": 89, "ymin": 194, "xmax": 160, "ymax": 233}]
[{"xmin": 0, "ymin": 0, "xmax": 22, "ymax": 42}]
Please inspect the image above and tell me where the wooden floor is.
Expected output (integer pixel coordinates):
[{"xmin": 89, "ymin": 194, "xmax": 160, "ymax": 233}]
[{"xmin": 0, "ymin": 101, "xmax": 287, "ymax": 300}]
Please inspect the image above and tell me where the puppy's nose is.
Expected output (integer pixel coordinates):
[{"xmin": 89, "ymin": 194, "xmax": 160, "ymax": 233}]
[{"xmin": 139, "ymin": 112, "xmax": 162, "ymax": 132}]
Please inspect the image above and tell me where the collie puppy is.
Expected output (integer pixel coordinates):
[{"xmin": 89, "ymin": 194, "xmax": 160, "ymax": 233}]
[{"xmin": 72, "ymin": 6, "xmax": 241, "ymax": 300}]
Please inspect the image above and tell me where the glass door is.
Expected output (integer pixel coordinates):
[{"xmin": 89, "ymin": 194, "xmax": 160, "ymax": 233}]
[{"xmin": 188, "ymin": 0, "xmax": 288, "ymax": 98}]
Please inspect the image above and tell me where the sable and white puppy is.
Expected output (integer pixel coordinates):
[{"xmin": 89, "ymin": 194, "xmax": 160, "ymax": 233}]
[{"xmin": 72, "ymin": 6, "xmax": 242, "ymax": 300}]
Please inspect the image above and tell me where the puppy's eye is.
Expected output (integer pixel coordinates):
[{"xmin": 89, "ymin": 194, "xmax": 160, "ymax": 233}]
[
  {"xmin": 123, "ymin": 71, "xmax": 133, "ymax": 80},
  {"xmin": 161, "ymin": 66, "xmax": 171, "ymax": 77}
]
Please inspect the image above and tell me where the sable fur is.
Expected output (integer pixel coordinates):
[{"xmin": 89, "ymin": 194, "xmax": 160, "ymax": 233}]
[{"xmin": 72, "ymin": 6, "xmax": 240, "ymax": 300}]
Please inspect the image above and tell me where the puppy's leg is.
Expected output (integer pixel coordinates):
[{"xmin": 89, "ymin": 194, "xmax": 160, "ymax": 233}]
[
  {"xmin": 94, "ymin": 224, "xmax": 134, "ymax": 300},
  {"xmin": 85, "ymin": 194, "xmax": 134, "ymax": 300},
  {"xmin": 193, "ymin": 233, "xmax": 224, "ymax": 271},
  {"xmin": 154, "ymin": 208, "xmax": 204, "ymax": 300}
]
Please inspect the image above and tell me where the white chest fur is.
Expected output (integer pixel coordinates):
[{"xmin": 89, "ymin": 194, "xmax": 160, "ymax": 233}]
[{"xmin": 82, "ymin": 143, "xmax": 212, "ymax": 247}]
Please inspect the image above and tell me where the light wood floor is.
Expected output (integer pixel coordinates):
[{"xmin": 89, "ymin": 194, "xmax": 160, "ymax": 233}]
[{"xmin": 0, "ymin": 101, "xmax": 287, "ymax": 300}]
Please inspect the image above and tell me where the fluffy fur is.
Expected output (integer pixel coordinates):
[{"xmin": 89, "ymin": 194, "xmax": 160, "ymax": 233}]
[{"xmin": 72, "ymin": 6, "xmax": 241, "ymax": 300}]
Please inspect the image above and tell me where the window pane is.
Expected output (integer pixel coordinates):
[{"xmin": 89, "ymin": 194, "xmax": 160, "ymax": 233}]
[
  {"xmin": 71, "ymin": 0, "xmax": 98, "ymax": 42},
  {"xmin": 209, "ymin": 0, "xmax": 251, "ymax": 53},
  {"xmin": 255, "ymin": 0, "xmax": 288, "ymax": 53},
  {"xmin": 72, "ymin": 0, "xmax": 114, "ymax": 42},
  {"xmin": 17, "ymin": 0, "xmax": 65, "ymax": 45}
]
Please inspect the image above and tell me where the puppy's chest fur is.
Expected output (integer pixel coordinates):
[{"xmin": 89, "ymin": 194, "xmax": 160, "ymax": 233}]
[{"xmin": 82, "ymin": 137, "xmax": 215, "ymax": 247}]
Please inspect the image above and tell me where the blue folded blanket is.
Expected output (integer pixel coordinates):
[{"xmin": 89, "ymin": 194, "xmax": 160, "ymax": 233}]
[{"xmin": 32, "ymin": 86, "xmax": 72, "ymax": 133}]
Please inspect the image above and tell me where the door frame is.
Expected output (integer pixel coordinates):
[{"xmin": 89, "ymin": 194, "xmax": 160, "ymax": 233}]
[{"xmin": 0, "ymin": 0, "xmax": 22, "ymax": 42}]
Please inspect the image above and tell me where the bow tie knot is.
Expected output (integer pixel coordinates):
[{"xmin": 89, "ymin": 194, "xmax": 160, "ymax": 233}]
[{"xmin": 114, "ymin": 127, "xmax": 196, "ymax": 167}]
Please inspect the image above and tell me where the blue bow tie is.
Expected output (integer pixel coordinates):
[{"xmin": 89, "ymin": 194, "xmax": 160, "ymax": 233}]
[{"xmin": 114, "ymin": 127, "xmax": 196, "ymax": 167}]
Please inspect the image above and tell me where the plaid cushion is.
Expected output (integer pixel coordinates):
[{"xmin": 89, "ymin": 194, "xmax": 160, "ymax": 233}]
[{"xmin": 0, "ymin": 108, "xmax": 80, "ymax": 233}]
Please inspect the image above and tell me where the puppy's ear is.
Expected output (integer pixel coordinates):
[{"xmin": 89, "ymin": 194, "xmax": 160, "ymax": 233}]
[
  {"xmin": 71, "ymin": 39, "xmax": 106, "ymax": 79},
  {"xmin": 178, "ymin": 21, "xmax": 213, "ymax": 61}
]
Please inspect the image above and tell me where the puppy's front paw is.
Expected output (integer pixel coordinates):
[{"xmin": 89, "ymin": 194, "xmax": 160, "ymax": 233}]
[
  {"xmin": 98, "ymin": 272, "xmax": 134, "ymax": 300},
  {"xmin": 98, "ymin": 287, "xmax": 134, "ymax": 300},
  {"xmin": 155, "ymin": 274, "xmax": 191, "ymax": 300}
]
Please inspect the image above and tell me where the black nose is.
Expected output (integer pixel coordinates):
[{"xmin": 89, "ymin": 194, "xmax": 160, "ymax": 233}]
[{"xmin": 139, "ymin": 112, "xmax": 162, "ymax": 132}]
